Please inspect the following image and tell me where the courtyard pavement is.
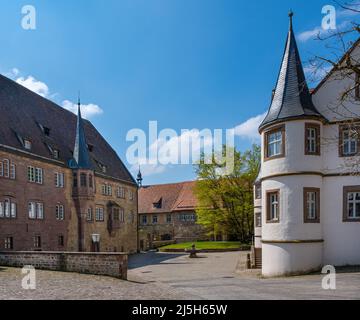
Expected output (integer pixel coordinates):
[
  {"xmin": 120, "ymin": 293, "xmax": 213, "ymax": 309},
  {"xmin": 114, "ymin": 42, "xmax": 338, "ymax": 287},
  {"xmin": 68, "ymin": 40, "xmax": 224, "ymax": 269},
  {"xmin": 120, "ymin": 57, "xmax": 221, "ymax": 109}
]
[
  {"xmin": 128, "ymin": 251, "xmax": 360, "ymax": 300},
  {"xmin": 0, "ymin": 252, "xmax": 359, "ymax": 299}
]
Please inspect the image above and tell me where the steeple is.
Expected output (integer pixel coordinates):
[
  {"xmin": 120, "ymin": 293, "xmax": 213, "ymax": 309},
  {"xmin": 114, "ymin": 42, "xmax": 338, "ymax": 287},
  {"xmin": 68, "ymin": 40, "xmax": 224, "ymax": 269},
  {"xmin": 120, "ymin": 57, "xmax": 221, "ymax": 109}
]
[
  {"xmin": 259, "ymin": 12, "xmax": 323, "ymax": 132},
  {"xmin": 73, "ymin": 98, "xmax": 92, "ymax": 169},
  {"xmin": 137, "ymin": 166, "xmax": 143, "ymax": 188}
]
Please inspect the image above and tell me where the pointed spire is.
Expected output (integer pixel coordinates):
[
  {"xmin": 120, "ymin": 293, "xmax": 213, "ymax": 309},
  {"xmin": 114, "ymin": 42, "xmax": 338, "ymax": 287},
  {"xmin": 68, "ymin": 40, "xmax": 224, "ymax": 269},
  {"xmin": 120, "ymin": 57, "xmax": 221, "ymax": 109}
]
[
  {"xmin": 137, "ymin": 165, "xmax": 143, "ymax": 188},
  {"xmin": 73, "ymin": 97, "xmax": 92, "ymax": 169},
  {"xmin": 288, "ymin": 10, "xmax": 294, "ymax": 30},
  {"xmin": 259, "ymin": 12, "xmax": 323, "ymax": 132}
]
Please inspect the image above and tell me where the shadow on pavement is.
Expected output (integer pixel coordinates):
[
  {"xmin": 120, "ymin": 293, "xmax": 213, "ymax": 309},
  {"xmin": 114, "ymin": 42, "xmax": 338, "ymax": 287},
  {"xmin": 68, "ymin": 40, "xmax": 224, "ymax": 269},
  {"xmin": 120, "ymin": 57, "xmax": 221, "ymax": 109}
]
[{"xmin": 128, "ymin": 252, "xmax": 187, "ymax": 269}]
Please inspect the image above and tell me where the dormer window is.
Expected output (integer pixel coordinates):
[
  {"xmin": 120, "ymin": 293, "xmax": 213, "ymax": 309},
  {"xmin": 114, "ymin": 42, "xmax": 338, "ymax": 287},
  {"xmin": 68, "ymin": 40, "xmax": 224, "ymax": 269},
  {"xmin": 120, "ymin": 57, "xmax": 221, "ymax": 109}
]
[
  {"xmin": 153, "ymin": 198, "xmax": 162, "ymax": 209},
  {"xmin": 37, "ymin": 123, "xmax": 51, "ymax": 136},
  {"xmin": 24, "ymin": 139, "xmax": 32, "ymax": 151},
  {"xmin": 102, "ymin": 165, "xmax": 107, "ymax": 173},
  {"xmin": 43, "ymin": 127, "xmax": 50, "ymax": 136},
  {"xmin": 264, "ymin": 125, "xmax": 285, "ymax": 160},
  {"xmin": 53, "ymin": 149, "xmax": 60, "ymax": 159}
]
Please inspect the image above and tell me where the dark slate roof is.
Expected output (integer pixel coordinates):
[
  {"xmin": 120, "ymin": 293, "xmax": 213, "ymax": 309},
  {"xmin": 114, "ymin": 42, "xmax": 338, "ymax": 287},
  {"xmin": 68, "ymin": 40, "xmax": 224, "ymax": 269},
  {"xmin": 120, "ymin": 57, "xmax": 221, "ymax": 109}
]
[
  {"xmin": 0, "ymin": 74, "xmax": 136, "ymax": 185},
  {"xmin": 259, "ymin": 14, "xmax": 324, "ymax": 132},
  {"xmin": 73, "ymin": 104, "xmax": 92, "ymax": 169}
]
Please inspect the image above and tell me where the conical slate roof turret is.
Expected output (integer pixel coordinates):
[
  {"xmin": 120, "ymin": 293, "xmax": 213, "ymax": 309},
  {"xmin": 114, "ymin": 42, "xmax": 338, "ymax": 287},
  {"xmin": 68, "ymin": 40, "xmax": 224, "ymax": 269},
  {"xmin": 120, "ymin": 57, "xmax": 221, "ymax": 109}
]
[
  {"xmin": 259, "ymin": 12, "xmax": 323, "ymax": 132},
  {"xmin": 73, "ymin": 99, "xmax": 92, "ymax": 169}
]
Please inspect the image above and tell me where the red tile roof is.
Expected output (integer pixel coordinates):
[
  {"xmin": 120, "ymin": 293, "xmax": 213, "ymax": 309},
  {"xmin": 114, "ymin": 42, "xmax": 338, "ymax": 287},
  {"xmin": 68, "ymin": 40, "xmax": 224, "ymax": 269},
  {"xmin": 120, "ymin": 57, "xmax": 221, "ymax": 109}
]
[{"xmin": 138, "ymin": 181, "xmax": 198, "ymax": 214}]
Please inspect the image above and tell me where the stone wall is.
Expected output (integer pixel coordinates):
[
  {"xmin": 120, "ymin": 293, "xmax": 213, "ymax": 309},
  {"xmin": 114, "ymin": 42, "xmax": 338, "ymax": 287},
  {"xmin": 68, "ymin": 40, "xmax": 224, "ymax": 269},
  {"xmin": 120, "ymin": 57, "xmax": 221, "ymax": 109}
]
[{"xmin": 0, "ymin": 251, "xmax": 128, "ymax": 280}]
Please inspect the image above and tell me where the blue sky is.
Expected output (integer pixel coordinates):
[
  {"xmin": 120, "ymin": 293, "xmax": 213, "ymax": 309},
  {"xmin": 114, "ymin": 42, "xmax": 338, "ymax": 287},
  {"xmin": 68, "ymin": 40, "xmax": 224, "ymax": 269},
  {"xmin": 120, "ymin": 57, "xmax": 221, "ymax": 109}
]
[{"xmin": 0, "ymin": 0, "xmax": 358, "ymax": 184}]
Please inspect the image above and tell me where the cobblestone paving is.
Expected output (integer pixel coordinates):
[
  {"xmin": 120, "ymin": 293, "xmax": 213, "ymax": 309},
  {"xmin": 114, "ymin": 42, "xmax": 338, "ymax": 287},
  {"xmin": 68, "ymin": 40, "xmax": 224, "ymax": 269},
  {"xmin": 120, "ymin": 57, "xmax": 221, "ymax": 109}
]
[
  {"xmin": 1, "ymin": 252, "xmax": 360, "ymax": 300},
  {"xmin": 0, "ymin": 266, "xmax": 190, "ymax": 300}
]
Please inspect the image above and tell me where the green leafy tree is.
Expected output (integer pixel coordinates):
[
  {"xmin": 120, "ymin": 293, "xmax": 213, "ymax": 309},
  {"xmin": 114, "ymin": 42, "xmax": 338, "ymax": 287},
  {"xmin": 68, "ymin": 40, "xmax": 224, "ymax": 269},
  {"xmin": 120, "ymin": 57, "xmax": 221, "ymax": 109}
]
[{"xmin": 194, "ymin": 145, "xmax": 260, "ymax": 243}]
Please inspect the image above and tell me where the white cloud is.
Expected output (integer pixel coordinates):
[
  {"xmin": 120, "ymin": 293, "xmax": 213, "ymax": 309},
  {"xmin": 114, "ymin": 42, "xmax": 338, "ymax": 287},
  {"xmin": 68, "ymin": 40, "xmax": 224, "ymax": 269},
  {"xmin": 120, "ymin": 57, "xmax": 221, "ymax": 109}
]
[
  {"xmin": 16, "ymin": 76, "xmax": 49, "ymax": 97},
  {"xmin": 298, "ymin": 20, "xmax": 350, "ymax": 42},
  {"xmin": 5, "ymin": 68, "xmax": 104, "ymax": 119},
  {"xmin": 298, "ymin": 26, "xmax": 323, "ymax": 42},
  {"xmin": 61, "ymin": 100, "xmax": 104, "ymax": 119},
  {"xmin": 130, "ymin": 163, "xmax": 167, "ymax": 178},
  {"xmin": 234, "ymin": 113, "xmax": 266, "ymax": 140}
]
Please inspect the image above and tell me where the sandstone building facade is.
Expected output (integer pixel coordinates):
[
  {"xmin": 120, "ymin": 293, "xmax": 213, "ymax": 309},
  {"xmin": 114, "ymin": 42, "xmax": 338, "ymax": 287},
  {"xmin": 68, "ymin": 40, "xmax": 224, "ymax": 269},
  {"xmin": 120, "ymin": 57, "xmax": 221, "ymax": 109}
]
[
  {"xmin": 0, "ymin": 75, "xmax": 138, "ymax": 253},
  {"xmin": 138, "ymin": 181, "xmax": 207, "ymax": 250}
]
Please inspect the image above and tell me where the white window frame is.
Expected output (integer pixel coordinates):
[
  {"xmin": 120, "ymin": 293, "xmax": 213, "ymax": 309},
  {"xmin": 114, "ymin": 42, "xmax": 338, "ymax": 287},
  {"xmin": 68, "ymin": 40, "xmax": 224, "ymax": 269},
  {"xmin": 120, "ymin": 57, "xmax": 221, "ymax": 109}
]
[
  {"xmin": 347, "ymin": 192, "xmax": 360, "ymax": 219},
  {"xmin": 306, "ymin": 192, "xmax": 317, "ymax": 220},
  {"xmin": 307, "ymin": 127, "xmax": 317, "ymax": 154},
  {"xmin": 87, "ymin": 207, "xmax": 93, "ymax": 221},
  {"xmin": 56, "ymin": 205, "xmax": 64, "ymax": 221},
  {"xmin": 95, "ymin": 207, "xmax": 104, "ymax": 221},
  {"xmin": 55, "ymin": 172, "xmax": 64, "ymax": 188},
  {"xmin": 343, "ymin": 130, "xmax": 357, "ymax": 156},
  {"xmin": 24, "ymin": 139, "xmax": 32, "ymax": 150},
  {"xmin": 267, "ymin": 130, "xmax": 283, "ymax": 157}
]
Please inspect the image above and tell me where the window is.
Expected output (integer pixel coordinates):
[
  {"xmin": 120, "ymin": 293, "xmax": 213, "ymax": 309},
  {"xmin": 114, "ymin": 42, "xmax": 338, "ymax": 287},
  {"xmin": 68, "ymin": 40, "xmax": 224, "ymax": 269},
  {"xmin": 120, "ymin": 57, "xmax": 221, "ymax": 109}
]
[
  {"xmin": 304, "ymin": 188, "xmax": 320, "ymax": 223},
  {"xmin": 95, "ymin": 207, "xmax": 104, "ymax": 221},
  {"xmin": 24, "ymin": 139, "xmax": 32, "ymax": 150},
  {"xmin": 255, "ymin": 212, "xmax": 262, "ymax": 227},
  {"xmin": 43, "ymin": 127, "xmax": 51, "ymax": 136},
  {"xmin": 28, "ymin": 202, "xmax": 44, "ymax": 220},
  {"xmin": 340, "ymin": 127, "xmax": 358, "ymax": 156},
  {"xmin": 255, "ymin": 183, "xmax": 262, "ymax": 200},
  {"xmin": 116, "ymin": 187, "xmax": 125, "ymax": 198},
  {"xmin": 52, "ymin": 149, "xmax": 60, "ymax": 159},
  {"xmin": 73, "ymin": 172, "xmax": 78, "ymax": 187},
  {"xmin": 55, "ymin": 172, "xmax": 64, "ymax": 188},
  {"xmin": 80, "ymin": 173, "xmax": 87, "ymax": 187},
  {"xmin": 87, "ymin": 207, "xmax": 93, "ymax": 221},
  {"xmin": 305, "ymin": 124, "xmax": 320, "ymax": 155},
  {"xmin": 102, "ymin": 184, "xmax": 112, "ymax": 196},
  {"xmin": 3, "ymin": 159, "xmax": 9, "ymax": 178},
  {"xmin": 55, "ymin": 205, "xmax": 65, "ymax": 221},
  {"xmin": 28, "ymin": 167, "xmax": 43, "ymax": 184},
  {"xmin": 10, "ymin": 164, "xmax": 16, "ymax": 179},
  {"xmin": 266, "ymin": 190, "xmax": 280, "ymax": 223},
  {"xmin": 89, "ymin": 175, "xmax": 93, "ymax": 188},
  {"xmin": 265, "ymin": 126, "xmax": 285, "ymax": 160},
  {"xmin": 152, "ymin": 215, "xmax": 158, "ymax": 224},
  {"xmin": 113, "ymin": 207, "xmax": 125, "ymax": 222},
  {"xmin": 166, "ymin": 214, "xmax": 172, "ymax": 223},
  {"xmin": 5, "ymin": 237, "xmax": 13, "ymax": 250},
  {"xmin": 53, "ymin": 149, "xmax": 59, "ymax": 159},
  {"xmin": 129, "ymin": 190, "xmax": 134, "ymax": 201},
  {"xmin": 0, "ymin": 160, "xmax": 17, "ymax": 180},
  {"xmin": 153, "ymin": 198, "xmax": 162, "ymax": 209},
  {"xmin": 179, "ymin": 214, "xmax": 196, "ymax": 222},
  {"xmin": 120, "ymin": 208, "xmax": 125, "ymax": 222},
  {"xmin": 0, "ymin": 199, "xmax": 16, "ymax": 219},
  {"xmin": 34, "ymin": 236, "xmax": 41, "ymax": 248},
  {"xmin": 141, "ymin": 215, "xmax": 147, "ymax": 225},
  {"xmin": 355, "ymin": 73, "xmax": 360, "ymax": 100},
  {"xmin": 343, "ymin": 186, "xmax": 360, "ymax": 222},
  {"xmin": 58, "ymin": 235, "xmax": 64, "ymax": 247},
  {"xmin": 113, "ymin": 208, "xmax": 120, "ymax": 221}
]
